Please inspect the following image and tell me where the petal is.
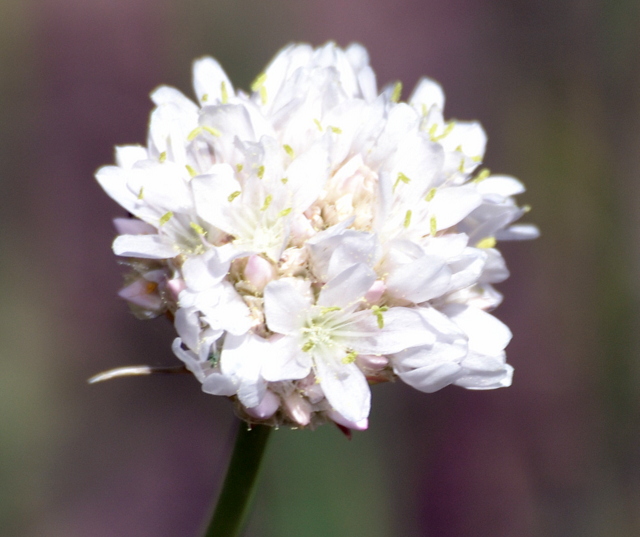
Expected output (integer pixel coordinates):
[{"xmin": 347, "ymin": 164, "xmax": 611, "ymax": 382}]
[
  {"xmin": 409, "ymin": 77, "xmax": 445, "ymax": 111},
  {"xmin": 263, "ymin": 278, "xmax": 312, "ymax": 334},
  {"xmin": 192, "ymin": 56, "xmax": 234, "ymax": 106},
  {"xmin": 220, "ymin": 333, "xmax": 268, "ymax": 408},
  {"xmin": 317, "ymin": 263, "xmax": 377, "ymax": 308},
  {"xmin": 385, "ymin": 254, "xmax": 451, "ymax": 303},
  {"xmin": 349, "ymin": 306, "xmax": 435, "ymax": 354},
  {"xmin": 261, "ymin": 336, "xmax": 312, "ymax": 382},
  {"xmin": 314, "ymin": 351, "xmax": 371, "ymax": 423},
  {"xmin": 112, "ymin": 234, "xmax": 176, "ymax": 259},
  {"xmin": 441, "ymin": 304, "xmax": 512, "ymax": 356},
  {"xmin": 455, "ymin": 353, "xmax": 513, "ymax": 389}
]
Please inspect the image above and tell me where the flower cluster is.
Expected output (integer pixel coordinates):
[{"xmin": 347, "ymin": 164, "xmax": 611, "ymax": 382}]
[{"xmin": 97, "ymin": 43, "xmax": 537, "ymax": 430}]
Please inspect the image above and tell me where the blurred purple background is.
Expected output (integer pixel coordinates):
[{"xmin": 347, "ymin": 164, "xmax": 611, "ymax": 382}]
[{"xmin": 1, "ymin": 0, "xmax": 639, "ymax": 536}]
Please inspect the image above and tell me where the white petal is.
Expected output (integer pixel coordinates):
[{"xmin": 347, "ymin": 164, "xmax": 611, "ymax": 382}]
[
  {"xmin": 286, "ymin": 143, "xmax": 330, "ymax": 211},
  {"xmin": 220, "ymin": 333, "xmax": 268, "ymax": 408},
  {"xmin": 264, "ymin": 278, "xmax": 312, "ymax": 334},
  {"xmin": 476, "ymin": 175, "xmax": 525, "ymax": 197},
  {"xmin": 315, "ymin": 351, "xmax": 371, "ymax": 423},
  {"xmin": 192, "ymin": 56, "xmax": 234, "ymax": 106},
  {"xmin": 95, "ymin": 165, "xmax": 139, "ymax": 214},
  {"xmin": 261, "ymin": 336, "xmax": 312, "ymax": 382},
  {"xmin": 202, "ymin": 373, "xmax": 239, "ymax": 397},
  {"xmin": 409, "ymin": 77, "xmax": 445, "ymax": 111},
  {"xmin": 113, "ymin": 234, "xmax": 176, "ymax": 259},
  {"xmin": 349, "ymin": 307, "xmax": 434, "ymax": 354},
  {"xmin": 455, "ymin": 353, "xmax": 513, "ymax": 389},
  {"xmin": 441, "ymin": 304, "xmax": 512, "ymax": 356},
  {"xmin": 385, "ymin": 254, "xmax": 451, "ymax": 303},
  {"xmin": 115, "ymin": 145, "xmax": 148, "ymax": 168},
  {"xmin": 317, "ymin": 263, "xmax": 377, "ymax": 308},
  {"xmin": 495, "ymin": 224, "xmax": 540, "ymax": 241},
  {"xmin": 430, "ymin": 185, "xmax": 483, "ymax": 230}
]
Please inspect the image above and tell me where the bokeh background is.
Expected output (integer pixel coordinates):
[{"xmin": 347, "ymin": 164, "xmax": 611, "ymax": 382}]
[{"xmin": 1, "ymin": 0, "xmax": 640, "ymax": 535}]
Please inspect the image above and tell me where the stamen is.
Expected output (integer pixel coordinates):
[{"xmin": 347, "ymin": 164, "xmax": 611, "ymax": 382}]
[
  {"xmin": 281, "ymin": 177, "xmax": 288, "ymax": 184},
  {"xmin": 228, "ymin": 191, "xmax": 241, "ymax": 202},
  {"xmin": 342, "ymin": 350, "xmax": 358, "ymax": 364},
  {"xmin": 302, "ymin": 341, "xmax": 314, "ymax": 352},
  {"xmin": 403, "ymin": 210, "xmax": 412, "ymax": 228},
  {"xmin": 394, "ymin": 172, "xmax": 411, "ymax": 191},
  {"xmin": 390, "ymin": 81, "xmax": 402, "ymax": 103},
  {"xmin": 329, "ymin": 126, "xmax": 342, "ymax": 134},
  {"xmin": 278, "ymin": 207, "xmax": 292, "ymax": 218},
  {"xmin": 257, "ymin": 165, "xmax": 265, "ymax": 179},
  {"xmin": 371, "ymin": 305, "xmax": 388, "ymax": 329},
  {"xmin": 430, "ymin": 216, "xmax": 437, "ymax": 236},
  {"xmin": 236, "ymin": 163, "xmax": 243, "ymax": 172},
  {"xmin": 425, "ymin": 188, "xmax": 437, "ymax": 201},
  {"xmin": 220, "ymin": 81, "xmax": 228, "ymax": 104},
  {"xmin": 185, "ymin": 165, "xmax": 197, "ymax": 178},
  {"xmin": 190, "ymin": 222, "xmax": 206, "ymax": 235},
  {"xmin": 476, "ymin": 237, "xmax": 496, "ymax": 249},
  {"xmin": 260, "ymin": 195, "xmax": 272, "ymax": 211},
  {"xmin": 159, "ymin": 151, "xmax": 167, "ymax": 163},
  {"xmin": 159, "ymin": 211, "xmax": 173, "ymax": 225},
  {"xmin": 313, "ymin": 118, "xmax": 323, "ymax": 131},
  {"xmin": 283, "ymin": 145, "xmax": 295, "ymax": 158},
  {"xmin": 201, "ymin": 93, "xmax": 209, "ymax": 103},
  {"xmin": 137, "ymin": 187, "xmax": 144, "ymax": 200},
  {"xmin": 473, "ymin": 168, "xmax": 491, "ymax": 183},
  {"xmin": 251, "ymin": 73, "xmax": 267, "ymax": 92},
  {"xmin": 320, "ymin": 306, "xmax": 341, "ymax": 314}
]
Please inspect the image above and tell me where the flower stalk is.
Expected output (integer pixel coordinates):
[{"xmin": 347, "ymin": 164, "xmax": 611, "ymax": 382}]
[{"xmin": 202, "ymin": 422, "xmax": 272, "ymax": 537}]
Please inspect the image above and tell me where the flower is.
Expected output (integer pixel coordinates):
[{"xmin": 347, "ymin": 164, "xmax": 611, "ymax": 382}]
[{"xmin": 96, "ymin": 42, "xmax": 538, "ymax": 430}]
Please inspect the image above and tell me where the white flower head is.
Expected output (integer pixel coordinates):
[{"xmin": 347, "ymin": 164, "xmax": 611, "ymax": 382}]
[{"xmin": 96, "ymin": 42, "xmax": 537, "ymax": 431}]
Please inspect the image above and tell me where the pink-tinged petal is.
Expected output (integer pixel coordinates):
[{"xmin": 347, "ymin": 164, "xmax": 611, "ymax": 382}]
[
  {"xmin": 113, "ymin": 234, "xmax": 176, "ymax": 259},
  {"xmin": 244, "ymin": 255, "xmax": 276, "ymax": 292},
  {"xmin": 171, "ymin": 338, "xmax": 209, "ymax": 382},
  {"xmin": 117, "ymin": 278, "xmax": 163, "ymax": 311},
  {"xmin": 314, "ymin": 353, "xmax": 370, "ymax": 423},
  {"xmin": 261, "ymin": 336, "xmax": 311, "ymax": 382},
  {"xmin": 283, "ymin": 391, "xmax": 312, "ymax": 427},
  {"xmin": 327, "ymin": 409, "xmax": 369, "ymax": 431},
  {"xmin": 263, "ymin": 278, "xmax": 312, "ymax": 334},
  {"xmin": 396, "ymin": 361, "xmax": 462, "ymax": 393},
  {"xmin": 364, "ymin": 280, "xmax": 386, "ymax": 304},
  {"xmin": 245, "ymin": 390, "xmax": 280, "ymax": 419},
  {"xmin": 317, "ymin": 263, "xmax": 377, "ymax": 308}
]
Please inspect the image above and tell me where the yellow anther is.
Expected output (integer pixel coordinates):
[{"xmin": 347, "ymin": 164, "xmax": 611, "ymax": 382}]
[
  {"xmin": 473, "ymin": 168, "xmax": 491, "ymax": 183},
  {"xmin": 394, "ymin": 172, "xmax": 411, "ymax": 190},
  {"xmin": 159, "ymin": 211, "xmax": 173, "ymax": 226},
  {"xmin": 185, "ymin": 165, "xmax": 197, "ymax": 178},
  {"xmin": 477, "ymin": 237, "xmax": 496, "ymax": 249},
  {"xmin": 421, "ymin": 103, "xmax": 428, "ymax": 116},
  {"xmin": 220, "ymin": 81, "xmax": 228, "ymax": 104},
  {"xmin": 201, "ymin": 93, "xmax": 209, "ymax": 103},
  {"xmin": 431, "ymin": 122, "xmax": 455, "ymax": 142},
  {"xmin": 330, "ymin": 126, "xmax": 342, "ymax": 134},
  {"xmin": 342, "ymin": 350, "xmax": 358, "ymax": 364},
  {"xmin": 236, "ymin": 163, "xmax": 244, "ymax": 172},
  {"xmin": 430, "ymin": 216, "xmax": 437, "ymax": 236},
  {"xmin": 137, "ymin": 187, "xmax": 144, "ymax": 200},
  {"xmin": 471, "ymin": 155, "xmax": 483, "ymax": 162},
  {"xmin": 522, "ymin": 204, "xmax": 532, "ymax": 213},
  {"xmin": 190, "ymin": 222, "xmax": 206, "ymax": 235},
  {"xmin": 313, "ymin": 118, "xmax": 323, "ymax": 131},
  {"xmin": 159, "ymin": 151, "xmax": 167, "ymax": 163},
  {"xmin": 283, "ymin": 144, "xmax": 295, "ymax": 158},
  {"xmin": 257, "ymin": 165, "xmax": 265, "ymax": 179},
  {"xmin": 390, "ymin": 81, "xmax": 402, "ymax": 103},
  {"xmin": 403, "ymin": 210, "xmax": 412, "ymax": 228},
  {"xmin": 302, "ymin": 341, "xmax": 314, "ymax": 352},
  {"xmin": 251, "ymin": 73, "xmax": 267, "ymax": 92},
  {"xmin": 187, "ymin": 127, "xmax": 202, "ymax": 141},
  {"xmin": 228, "ymin": 191, "xmax": 241, "ymax": 202},
  {"xmin": 259, "ymin": 86, "xmax": 268, "ymax": 105},
  {"xmin": 428, "ymin": 123, "xmax": 438, "ymax": 138},
  {"xmin": 281, "ymin": 177, "xmax": 288, "ymax": 184},
  {"xmin": 320, "ymin": 306, "xmax": 341, "ymax": 314},
  {"xmin": 203, "ymin": 125, "xmax": 222, "ymax": 137},
  {"xmin": 425, "ymin": 188, "xmax": 437, "ymax": 202},
  {"xmin": 278, "ymin": 207, "xmax": 292, "ymax": 218},
  {"xmin": 371, "ymin": 305, "xmax": 388, "ymax": 329},
  {"xmin": 260, "ymin": 194, "xmax": 272, "ymax": 211}
]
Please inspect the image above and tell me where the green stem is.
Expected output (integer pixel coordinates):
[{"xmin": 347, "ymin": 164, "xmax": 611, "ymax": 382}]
[{"xmin": 202, "ymin": 421, "xmax": 272, "ymax": 537}]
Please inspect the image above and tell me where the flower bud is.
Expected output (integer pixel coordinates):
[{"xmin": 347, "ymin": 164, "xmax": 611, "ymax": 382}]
[
  {"xmin": 244, "ymin": 255, "xmax": 275, "ymax": 292},
  {"xmin": 245, "ymin": 390, "xmax": 280, "ymax": 420}
]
